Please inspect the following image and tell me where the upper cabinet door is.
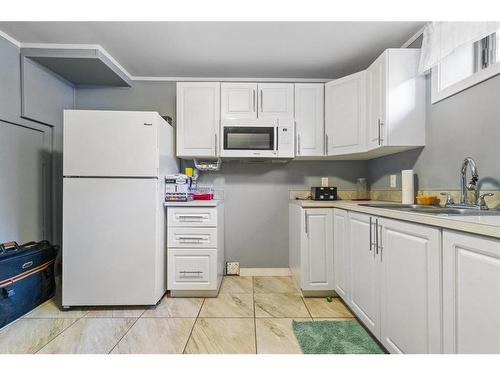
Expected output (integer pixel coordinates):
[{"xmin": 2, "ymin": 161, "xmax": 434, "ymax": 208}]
[
  {"xmin": 221, "ymin": 83, "xmax": 257, "ymax": 119},
  {"xmin": 294, "ymin": 83, "xmax": 324, "ymax": 157},
  {"xmin": 257, "ymin": 83, "xmax": 294, "ymax": 121},
  {"xmin": 366, "ymin": 53, "xmax": 386, "ymax": 150},
  {"xmin": 325, "ymin": 71, "xmax": 366, "ymax": 156},
  {"xmin": 176, "ymin": 82, "xmax": 220, "ymax": 158}
]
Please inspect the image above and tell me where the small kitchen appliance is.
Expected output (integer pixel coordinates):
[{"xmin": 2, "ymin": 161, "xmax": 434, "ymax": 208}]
[{"xmin": 311, "ymin": 186, "xmax": 338, "ymax": 201}]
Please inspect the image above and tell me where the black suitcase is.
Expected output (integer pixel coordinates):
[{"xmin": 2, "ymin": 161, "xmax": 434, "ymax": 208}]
[{"xmin": 0, "ymin": 240, "xmax": 58, "ymax": 328}]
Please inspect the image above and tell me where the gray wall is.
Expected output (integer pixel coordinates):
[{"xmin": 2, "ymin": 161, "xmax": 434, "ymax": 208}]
[
  {"xmin": 76, "ymin": 82, "xmax": 367, "ymax": 267},
  {"xmin": 368, "ymin": 74, "xmax": 500, "ymax": 192},
  {"xmin": 0, "ymin": 34, "xmax": 74, "ymax": 245}
]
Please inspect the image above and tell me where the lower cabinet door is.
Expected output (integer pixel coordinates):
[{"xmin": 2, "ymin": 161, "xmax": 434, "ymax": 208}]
[
  {"xmin": 443, "ymin": 230, "xmax": 500, "ymax": 354},
  {"xmin": 168, "ymin": 249, "xmax": 217, "ymax": 290},
  {"xmin": 333, "ymin": 209, "xmax": 349, "ymax": 300},
  {"xmin": 348, "ymin": 212, "xmax": 380, "ymax": 336},
  {"xmin": 301, "ymin": 209, "xmax": 334, "ymax": 291},
  {"xmin": 379, "ymin": 218, "xmax": 442, "ymax": 353}
]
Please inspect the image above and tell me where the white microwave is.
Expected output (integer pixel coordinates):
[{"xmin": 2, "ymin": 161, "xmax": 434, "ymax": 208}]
[{"xmin": 220, "ymin": 118, "xmax": 294, "ymax": 158}]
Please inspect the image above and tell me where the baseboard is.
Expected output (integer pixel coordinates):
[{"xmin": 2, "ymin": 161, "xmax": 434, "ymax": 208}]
[{"xmin": 239, "ymin": 268, "xmax": 291, "ymax": 276}]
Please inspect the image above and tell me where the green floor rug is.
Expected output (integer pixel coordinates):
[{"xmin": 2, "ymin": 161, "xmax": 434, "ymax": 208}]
[{"xmin": 292, "ymin": 320, "xmax": 385, "ymax": 354}]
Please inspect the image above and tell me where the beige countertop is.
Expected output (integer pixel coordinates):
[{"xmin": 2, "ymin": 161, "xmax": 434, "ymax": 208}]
[
  {"xmin": 164, "ymin": 199, "xmax": 223, "ymax": 207},
  {"xmin": 291, "ymin": 199, "xmax": 500, "ymax": 239}
]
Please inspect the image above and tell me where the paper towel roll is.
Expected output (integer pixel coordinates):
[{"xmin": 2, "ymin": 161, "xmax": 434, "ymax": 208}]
[{"xmin": 401, "ymin": 170, "xmax": 414, "ymax": 204}]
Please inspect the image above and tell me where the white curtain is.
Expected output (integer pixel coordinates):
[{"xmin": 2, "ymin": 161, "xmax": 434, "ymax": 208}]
[{"xmin": 418, "ymin": 21, "xmax": 500, "ymax": 74}]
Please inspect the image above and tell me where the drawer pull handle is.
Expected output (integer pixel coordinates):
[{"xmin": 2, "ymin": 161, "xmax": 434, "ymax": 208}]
[{"xmin": 179, "ymin": 271, "xmax": 203, "ymax": 279}]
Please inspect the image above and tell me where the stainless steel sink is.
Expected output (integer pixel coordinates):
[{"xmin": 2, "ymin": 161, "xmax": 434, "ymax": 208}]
[{"xmin": 358, "ymin": 203, "xmax": 500, "ymax": 216}]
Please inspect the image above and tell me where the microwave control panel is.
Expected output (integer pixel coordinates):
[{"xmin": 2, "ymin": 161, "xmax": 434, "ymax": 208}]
[{"xmin": 277, "ymin": 125, "xmax": 294, "ymax": 158}]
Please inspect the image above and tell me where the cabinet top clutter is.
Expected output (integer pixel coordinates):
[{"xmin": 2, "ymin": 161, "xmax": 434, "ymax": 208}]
[{"xmin": 175, "ymin": 48, "xmax": 426, "ymax": 161}]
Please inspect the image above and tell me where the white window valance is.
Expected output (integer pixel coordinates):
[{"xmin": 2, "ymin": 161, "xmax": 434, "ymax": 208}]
[{"xmin": 418, "ymin": 21, "xmax": 500, "ymax": 74}]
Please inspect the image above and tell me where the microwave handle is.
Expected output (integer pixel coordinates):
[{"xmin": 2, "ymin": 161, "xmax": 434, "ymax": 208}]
[{"xmin": 274, "ymin": 125, "xmax": 278, "ymax": 153}]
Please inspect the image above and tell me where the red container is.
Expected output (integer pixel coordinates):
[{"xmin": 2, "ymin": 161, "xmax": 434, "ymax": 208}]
[{"xmin": 193, "ymin": 193, "xmax": 214, "ymax": 200}]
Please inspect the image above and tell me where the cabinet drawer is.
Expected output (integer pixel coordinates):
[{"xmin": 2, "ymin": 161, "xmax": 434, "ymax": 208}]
[
  {"xmin": 168, "ymin": 227, "xmax": 217, "ymax": 248},
  {"xmin": 167, "ymin": 207, "xmax": 217, "ymax": 227},
  {"xmin": 168, "ymin": 249, "xmax": 217, "ymax": 290}
]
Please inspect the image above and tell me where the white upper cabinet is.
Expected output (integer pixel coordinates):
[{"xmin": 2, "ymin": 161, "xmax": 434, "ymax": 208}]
[
  {"xmin": 294, "ymin": 83, "xmax": 324, "ymax": 157},
  {"xmin": 325, "ymin": 71, "xmax": 366, "ymax": 155},
  {"xmin": 379, "ymin": 218, "xmax": 442, "ymax": 354},
  {"xmin": 176, "ymin": 82, "xmax": 220, "ymax": 158},
  {"xmin": 366, "ymin": 49, "xmax": 426, "ymax": 150},
  {"xmin": 221, "ymin": 83, "xmax": 257, "ymax": 119},
  {"xmin": 257, "ymin": 83, "xmax": 294, "ymax": 121},
  {"xmin": 443, "ymin": 230, "xmax": 500, "ymax": 354}
]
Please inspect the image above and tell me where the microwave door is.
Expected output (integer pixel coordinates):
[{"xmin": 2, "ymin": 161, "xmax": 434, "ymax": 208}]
[{"xmin": 222, "ymin": 126, "xmax": 276, "ymax": 157}]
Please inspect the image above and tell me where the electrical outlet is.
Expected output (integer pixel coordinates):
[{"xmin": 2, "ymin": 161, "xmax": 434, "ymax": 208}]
[
  {"xmin": 390, "ymin": 174, "xmax": 397, "ymax": 188},
  {"xmin": 321, "ymin": 177, "xmax": 329, "ymax": 187},
  {"xmin": 226, "ymin": 262, "xmax": 240, "ymax": 276}
]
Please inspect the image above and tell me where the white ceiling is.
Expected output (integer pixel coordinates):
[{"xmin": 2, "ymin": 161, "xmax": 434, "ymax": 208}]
[{"xmin": 0, "ymin": 22, "xmax": 426, "ymax": 79}]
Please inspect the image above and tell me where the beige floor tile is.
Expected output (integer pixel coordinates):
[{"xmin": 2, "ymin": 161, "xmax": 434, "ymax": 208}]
[
  {"xmin": 24, "ymin": 299, "xmax": 88, "ymax": 319},
  {"xmin": 253, "ymin": 276, "xmax": 300, "ymax": 294},
  {"xmin": 220, "ymin": 276, "xmax": 253, "ymax": 294},
  {"xmin": 112, "ymin": 318, "xmax": 195, "ymax": 354},
  {"xmin": 85, "ymin": 306, "xmax": 146, "ymax": 318},
  {"xmin": 142, "ymin": 296, "xmax": 203, "ymax": 318},
  {"xmin": 254, "ymin": 294, "xmax": 310, "ymax": 318},
  {"xmin": 184, "ymin": 318, "xmax": 256, "ymax": 354},
  {"xmin": 199, "ymin": 294, "xmax": 254, "ymax": 317},
  {"xmin": 255, "ymin": 318, "xmax": 310, "ymax": 354},
  {"xmin": 0, "ymin": 318, "xmax": 77, "ymax": 354},
  {"xmin": 303, "ymin": 297, "xmax": 354, "ymax": 318},
  {"xmin": 38, "ymin": 318, "xmax": 136, "ymax": 354}
]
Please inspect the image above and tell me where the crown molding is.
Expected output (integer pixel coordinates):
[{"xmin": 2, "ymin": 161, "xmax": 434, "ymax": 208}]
[{"xmin": 1, "ymin": 33, "xmax": 332, "ymax": 83}]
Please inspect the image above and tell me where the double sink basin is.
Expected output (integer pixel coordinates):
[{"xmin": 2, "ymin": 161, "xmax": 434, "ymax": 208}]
[{"xmin": 358, "ymin": 203, "xmax": 500, "ymax": 216}]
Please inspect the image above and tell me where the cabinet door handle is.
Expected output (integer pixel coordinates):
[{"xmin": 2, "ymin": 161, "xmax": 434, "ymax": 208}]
[
  {"xmin": 304, "ymin": 211, "xmax": 308, "ymax": 236},
  {"xmin": 297, "ymin": 134, "xmax": 301, "ymax": 156},
  {"xmin": 325, "ymin": 134, "xmax": 329, "ymax": 155},
  {"xmin": 375, "ymin": 218, "xmax": 379, "ymax": 255},
  {"xmin": 369, "ymin": 217, "xmax": 373, "ymax": 251},
  {"xmin": 253, "ymin": 89, "xmax": 256, "ymax": 113},
  {"xmin": 378, "ymin": 221, "xmax": 383, "ymax": 262},
  {"xmin": 260, "ymin": 90, "xmax": 263, "ymax": 111}
]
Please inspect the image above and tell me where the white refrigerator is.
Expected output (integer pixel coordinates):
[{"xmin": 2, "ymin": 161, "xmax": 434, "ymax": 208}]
[{"xmin": 62, "ymin": 110, "xmax": 179, "ymax": 306}]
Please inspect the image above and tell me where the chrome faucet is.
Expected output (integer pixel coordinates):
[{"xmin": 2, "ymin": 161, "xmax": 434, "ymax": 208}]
[
  {"xmin": 460, "ymin": 157, "xmax": 479, "ymax": 205},
  {"xmin": 442, "ymin": 157, "xmax": 493, "ymax": 210}
]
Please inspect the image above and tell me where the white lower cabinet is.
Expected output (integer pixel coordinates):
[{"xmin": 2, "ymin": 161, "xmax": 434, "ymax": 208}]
[
  {"xmin": 347, "ymin": 212, "xmax": 380, "ymax": 336},
  {"xmin": 379, "ymin": 218, "xmax": 442, "ymax": 354},
  {"xmin": 333, "ymin": 209, "xmax": 349, "ymax": 300},
  {"xmin": 336, "ymin": 211, "xmax": 442, "ymax": 353},
  {"xmin": 442, "ymin": 230, "xmax": 500, "ymax": 354},
  {"xmin": 289, "ymin": 204, "xmax": 334, "ymax": 293},
  {"xmin": 166, "ymin": 203, "xmax": 224, "ymax": 296}
]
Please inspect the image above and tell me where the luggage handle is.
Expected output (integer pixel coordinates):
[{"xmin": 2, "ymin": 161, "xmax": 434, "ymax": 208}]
[{"xmin": 0, "ymin": 241, "xmax": 19, "ymax": 254}]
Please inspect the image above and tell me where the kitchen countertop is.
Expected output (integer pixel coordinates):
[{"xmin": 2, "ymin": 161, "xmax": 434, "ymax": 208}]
[
  {"xmin": 291, "ymin": 199, "xmax": 500, "ymax": 239},
  {"xmin": 164, "ymin": 199, "xmax": 223, "ymax": 207}
]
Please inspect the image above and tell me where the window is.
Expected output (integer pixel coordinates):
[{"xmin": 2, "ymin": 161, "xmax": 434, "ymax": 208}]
[{"xmin": 432, "ymin": 28, "xmax": 500, "ymax": 103}]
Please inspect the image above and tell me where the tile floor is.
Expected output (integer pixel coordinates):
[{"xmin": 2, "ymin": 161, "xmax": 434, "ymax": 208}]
[{"xmin": 0, "ymin": 276, "xmax": 355, "ymax": 354}]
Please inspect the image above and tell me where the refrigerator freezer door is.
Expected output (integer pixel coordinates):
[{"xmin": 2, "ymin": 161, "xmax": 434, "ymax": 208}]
[
  {"xmin": 62, "ymin": 178, "xmax": 163, "ymax": 306},
  {"xmin": 63, "ymin": 110, "xmax": 159, "ymax": 177}
]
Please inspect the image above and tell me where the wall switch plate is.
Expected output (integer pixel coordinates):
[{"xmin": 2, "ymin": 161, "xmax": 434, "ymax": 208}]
[
  {"xmin": 321, "ymin": 177, "xmax": 329, "ymax": 187},
  {"xmin": 390, "ymin": 174, "xmax": 397, "ymax": 188},
  {"xmin": 226, "ymin": 262, "xmax": 240, "ymax": 276}
]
